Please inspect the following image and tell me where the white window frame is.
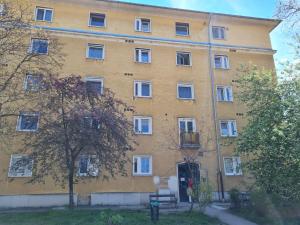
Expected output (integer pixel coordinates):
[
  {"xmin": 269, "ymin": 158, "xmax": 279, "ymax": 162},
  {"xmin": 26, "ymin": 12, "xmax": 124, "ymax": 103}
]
[
  {"xmin": 89, "ymin": 12, "xmax": 106, "ymax": 27},
  {"xmin": 176, "ymin": 51, "xmax": 192, "ymax": 66},
  {"xmin": 212, "ymin": 26, "xmax": 226, "ymax": 40},
  {"xmin": 134, "ymin": 81, "xmax": 152, "ymax": 98},
  {"xmin": 8, "ymin": 155, "xmax": 33, "ymax": 178},
  {"xmin": 86, "ymin": 44, "xmax": 105, "ymax": 60},
  {"xmin": 135, "ymin": 18, "xmax": 151, "ymax": 32},
  {"xmin": 175, "ymin": 22, "xmax": 189, "ymax": 36},
  {"xmin": 177, "ymin": 83, "xmax": 194, "ymax": 100},
  {"xmin": 214, "ymin": 55, "xmax": 229, "ymax": 69},
  {"xmin": 133, "ymin": 116, "xmax": 152, "ymax": 135},
  {"xmin": 24, "ymin": 74, "xmax": 42, "ymax": 92},
  {"xmin": 16, "ymin": 112, "xmax": 40, "ymax": 132},
  {"xmin": 135, "ymin": 48, "xmax": 151, "ymax": 64},
  {"xmin": 224, "ymin": 157, "xmax": 242, "ymax": 176},
  {"xmin": 30, "ymin": 38, "xmax": 49, "ymax": 55},
  {"xmin": 178, "ymin": 118, "xmax": 196, "ymax": 133},
  {"xmin": 216, "ymin": 86, "xmax": 233, "ymax": 102},
  {"xmin": 35, "ymin": 7, "xmax": 53, "ymax": 22},
  {"xmin": 133, "ymin": 155, "xmax": 152, "ymax": 176},
  {"xmin": 219, "ymin": 120, "xmax": 238, "ymax": 137},
  {"xmin": 78, "ymin": 155, "xmax": 99, "ymax": 177},
  {"xmin": 85, "ymin": 77, "xmax": 104, "ymax": 95}
]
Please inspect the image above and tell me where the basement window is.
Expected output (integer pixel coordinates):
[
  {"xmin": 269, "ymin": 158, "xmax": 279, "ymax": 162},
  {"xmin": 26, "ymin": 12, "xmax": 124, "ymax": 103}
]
[
  {"xmin": 133, "ymin": 155, "xmax": 152, "ymax": 176},
  {"xmin": 8, "ymin": 155, "xmax": 33, "ymax": 177},
  {"xmin": 224, "ymin": 157, "xmax": 242, "ymax": 176}
]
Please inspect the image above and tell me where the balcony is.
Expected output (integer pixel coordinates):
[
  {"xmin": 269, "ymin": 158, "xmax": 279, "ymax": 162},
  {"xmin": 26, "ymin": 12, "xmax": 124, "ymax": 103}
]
[{"xmin": 180, "ymin": 132, "xmax": 201, "ymax": 149}]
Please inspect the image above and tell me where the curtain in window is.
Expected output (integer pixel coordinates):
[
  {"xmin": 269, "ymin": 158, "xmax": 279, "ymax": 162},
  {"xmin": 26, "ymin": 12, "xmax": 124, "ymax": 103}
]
[
  {"xmin": 179, "ymin": 86, "xmax": 192, "ymax": 98},
  {"xmin": 141, "ymin": 83, "xmax": 150, "ymax": 96},
  {"xmin": 141, "ymin": 157, "xmax": 150, "ymax": 173},
  {"xmin": 44, "ymin": 10, "xmax": 52, "ymax": 21},
  {"xmin": 141, "ymin": 51, "xmax": 149, "ymax": 62},
  {"xmin": 88, "ymin": 47, "xmax": 103, "ymax": 59},
  {"xmin": 224, "ymin": 158, "xmax": 234, "ymax": 174},
  {"xmin": 220, "ymin": 122, "xmax": 228, "ymax": 136},
  {"xmin": 141, "ymin": 119, "xmax": 149, "ymax": 133}
]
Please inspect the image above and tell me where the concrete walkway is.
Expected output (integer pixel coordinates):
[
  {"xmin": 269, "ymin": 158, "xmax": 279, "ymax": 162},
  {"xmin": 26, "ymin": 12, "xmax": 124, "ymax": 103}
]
[{"xmin": 204, "ymin": 206, "xmax": 258, "ymax": 225}]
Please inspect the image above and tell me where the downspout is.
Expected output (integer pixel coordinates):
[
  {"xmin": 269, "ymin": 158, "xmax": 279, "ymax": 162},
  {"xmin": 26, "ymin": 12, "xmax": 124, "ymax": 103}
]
[{"xmin": 207, "ymin": 13, "xmax": 225, "ymax": 201}]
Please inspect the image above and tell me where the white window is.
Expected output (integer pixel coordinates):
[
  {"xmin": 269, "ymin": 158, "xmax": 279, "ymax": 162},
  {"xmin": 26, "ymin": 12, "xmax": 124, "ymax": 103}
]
[
  {"xmin": 24, "ymin": 74, "xmax": 42, "ymax": 91},
  {"xmin": 134, "ymin": 116, "xmax": 152, "ymax": 135},
  {"xmin": 8, "ymin": 155, "xmax": 33, "ymax": 177},
  {"xmin": 30, "ymin": 39, "xmax": 49, "ymax": 55},
  {"xmin": 224, "ymin": 157, "xmax": 242, "ymax": 176},
  {"xmin": 176, "ymin": 52, "xmax": 191, "ymax": 66},
  {"xmin": 87, "ymin": 44, "xmax": 104, "ymax": 60},
  {"xmin": 176, "ymin": 22, "xmax": 189, "ymax": 36},
  {"xmin": 17, "ymin": 112, "xmax": 40, "ymax": 132},
  {"xmin": 78, "ymin": 155, "xmax": 99, "ymax": 177},
  {"xmin": 133, "ymin": 155, "xmax": 152, "ymax": 176},
  {"xmin": 177, "ymin": 83, "xmax": 194, "ymax": 100},
  {"xmin": 89, "ymin": 13, "xmax": 105, "ymax": 27},
  {"xmin": 217, "ymin": 86, "xmax": 233, "ymax": 102},
  {"xmin": 220, "ymin": 120, "xmax": 238, "ymax": 137},
  {"xmin": 178, "ymin": 118, "xmax": 196, "ymax": 133},
  {"xmin": 212, "ymin": 26, "xmax": 225, "ymax": 39},
  {"xmin": 85, "ymin": 77, "xmax": 103, "ymax": 95},
  {"xmin": 0, "ymin": 3, "xmax": 6, "ymax": 16},
  {"xmin": 35, "ymin": 7, "xmax": 53, "ymax": 22},
  {"xmin": 135, "ymin": 48, "xmax": 151, "ymax": 63},
  {"xmin": 135, "ymin": 18, "xmax": 151, "ymax": 32},
  {"xmin": 214, "ymin": 55, "xmax": 229, "ymax": 69},
  {"xmin": 134, "ymin": 81, "xmax": 152, "ymax": 98}
]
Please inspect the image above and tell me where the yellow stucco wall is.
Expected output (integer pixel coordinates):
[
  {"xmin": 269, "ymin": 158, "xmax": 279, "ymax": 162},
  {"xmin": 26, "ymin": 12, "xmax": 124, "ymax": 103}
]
[{"xmin": 0, "ymin": 0, "xmax": 279, "ymax": 198}]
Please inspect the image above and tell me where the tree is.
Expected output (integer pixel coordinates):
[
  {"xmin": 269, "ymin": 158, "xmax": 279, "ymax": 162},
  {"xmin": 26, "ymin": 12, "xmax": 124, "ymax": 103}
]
[
  {"xmin": 275, "ymin": 0, "xmax": 300, "ymax": 26},
  {"xmin": 20, "ymin": 75, "xmax": 135, "ymax": 207},
  {"xmin": 236, "ymin": 64, "xmax": 300, "ymax": 200},
  {"xmin": 0, "ymin": 0, "xmax": 63, "ymax": 141}
]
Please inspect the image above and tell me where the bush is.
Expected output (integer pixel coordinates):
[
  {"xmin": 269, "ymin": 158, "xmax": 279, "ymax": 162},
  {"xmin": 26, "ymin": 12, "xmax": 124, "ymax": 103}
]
[
  {"xmin": 197, "ymin": 182, "xmax": 213, "ymax": 210},
  {"xmin": 100, "ymin": 211, "xmax": 124, "ymax": 225},
  {"xmin": 229, "ymin": 188, "xmax": 241, "ymax": 209}
]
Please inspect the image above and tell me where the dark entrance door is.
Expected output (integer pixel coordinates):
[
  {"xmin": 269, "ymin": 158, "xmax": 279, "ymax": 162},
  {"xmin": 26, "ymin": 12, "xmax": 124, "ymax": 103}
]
[{"xmin": 178, "ymin": 163, "xmax": 200, "ymax": 202}]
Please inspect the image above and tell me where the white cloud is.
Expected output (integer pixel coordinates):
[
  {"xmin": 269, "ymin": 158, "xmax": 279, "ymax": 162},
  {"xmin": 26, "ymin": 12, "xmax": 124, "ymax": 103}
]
[{"xmin": 169, "ymin": 0, "xmax": 202, "ymax": 10}]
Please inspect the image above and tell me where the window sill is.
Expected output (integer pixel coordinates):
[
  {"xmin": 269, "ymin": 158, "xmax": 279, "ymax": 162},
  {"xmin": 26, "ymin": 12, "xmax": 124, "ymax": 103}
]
[
  {"xmin": 86, "ymin": 58, "xmax": 104, "ymax": 61},
  {"xmin": 176, "ymin": 34, "xmax": 190, "ymax": 37},
  {"xmin": 176, "ymin": 64, "xmax": 192, "ymax": 67},
  {"xmin": 214, "ymin": 67, "xmax": 230, "ymax": 70},
  {"xmin": 7, "ymin": 175, "xmax": 32, "ymax": 178},
  {"xmin": 134, "ymin": 133, "xmax": 152, "ymax": 136},
  {"xmin": 88, "ymin": 25, "xmax": 106, "ymax": 28},
  {"xmin": 16, "ymin": 129, "xmax": 38, "ymax": 132},
  {"xmin": 135, "ymin": 61, "xmax": 151, "ymax": 64},
  {"xmin": 135, "ymin": 30, "xmax": 152, "ymax": 33},
  {"xmin": 133, "ymin": 174, "xmax": 152, "ymax": 177},
  {"xmin": 134, "ymin": 96, "xmax": 152, "ymax": 99},
  {"xmin": 225, "ymin": 174, "xmax": 243, "ymax": 176},
  {"xmin": 217, "ymin": 100, "xmax": 233, "ymax": 103},
  {"xmin": 220, "ymin": 135, "xmax": 238, "ymax": 138},
  {"xmin": 177, "ymin": 98, "xmax": 195, "ymax": 101}
]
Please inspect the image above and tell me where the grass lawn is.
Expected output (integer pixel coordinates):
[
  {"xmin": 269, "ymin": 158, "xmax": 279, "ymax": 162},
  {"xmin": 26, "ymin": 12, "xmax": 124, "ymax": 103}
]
[
  {"xmin": 0, "ymin": 209, "xmax": 223, "ymax": 225},
  {"xmin": 231, "ymin": 208, "xmax": 300, "ymax": 225}
]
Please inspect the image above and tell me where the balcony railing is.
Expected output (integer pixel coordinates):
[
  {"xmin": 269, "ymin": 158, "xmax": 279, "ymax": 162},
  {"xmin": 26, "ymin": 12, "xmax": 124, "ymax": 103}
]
[{"xmin": 180, "ymin": 132, "xmax": 201, "ymax": 149}]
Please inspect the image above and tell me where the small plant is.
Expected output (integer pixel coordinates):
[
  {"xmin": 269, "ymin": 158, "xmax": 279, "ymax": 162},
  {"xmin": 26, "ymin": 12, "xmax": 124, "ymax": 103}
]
[
  {"xmin": 197, "ymin": 182, "xmax": 213, "ymax": 210},
  {"xmin": 100, "ymin": 211, "xmax": 124, "ymax": 225},
  {"xmin": 229, "ymin": 188, "xmax": 241, "ymax": 209}
]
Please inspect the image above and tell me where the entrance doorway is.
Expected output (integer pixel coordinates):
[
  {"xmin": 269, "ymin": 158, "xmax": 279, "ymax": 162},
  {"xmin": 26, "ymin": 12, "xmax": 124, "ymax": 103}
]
[{"xmin": 178, "ymin": 163, "xmax": 200, "ymax": 202}]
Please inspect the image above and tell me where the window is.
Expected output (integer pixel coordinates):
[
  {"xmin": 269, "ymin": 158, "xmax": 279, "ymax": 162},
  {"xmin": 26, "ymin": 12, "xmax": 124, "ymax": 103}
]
[
  {"xmin": 224, "ymin": 157, "xmax": 242, "ymax": 176},
  {"xmin": 133, "ymin": 155, "xmax": 152, "ymax": 176},
  {"xmin": 35, "ymin": 7, "xmax": 53, "ymax": 22},
  {"xmin": 217, "ymin": 86, "xmax": 233, "ymax": 102},
  {"xmin": 220, "ymin": 120, "xmax": 238, "ymax": 137},
  {"xmin": 177, "ymin": 83, "xmax": 194, "ymax": 100},
  {"xmin": 30, "ymin": 39, "xmax": 48, "ymax": 54},
  {"xmin": 87, "ymin": 44, "xmax": 104, "ymax": 60},
  {"xmin": 134, "ymin": 81, "xmax": 151, "ymax": 98},
  {"xmin": 212, "ymin": 26, "xmax": 225, "ymax": 39},
  {"xmin": 85, "ymin": 77, "xmax": 103, "ymax": 95},
  {"xmin": 17, "ymin": 112, "xmax": 40, "ymax": 132},
  {"xmin": 176, "ymin": 22, "xmax": 189, "ymax": 36},
  {"xmin": 82, "ymin": 117, "xmax": 100, "ymax": 130},
  {"xmin": 135, "ymin": 18, "xmax": 151, "ymax": 32},
  {"xmin": 134, "ymin": 116, "xmax": 152, "ymax": 135},
  {"xmin": 214, "ymin": 55, "xmax": 229, "ymax": 69},
  {"xmin": 89, "ymin": 13, "xmax": 105, "ymax": 27},
  {"xmin": 176, "ymin": 52, "xmax": 191, "ymax": 66},
  {"xmin": 24, "ymin": 74, "xmax": 42, "ymax": 91},
  {"xmin": 135, "ymin": 48, "xmax": 151, "ymax": 63},
  {"xmin": 0, "ymin": 3, "xmax": 6, "ymax": 16},
  {"xmin": 8, "ymin": 155, "xmax": 33, "ymax": 177},
  {"xmin": 179, "ymin": 118, "xmax": 196, "ymax": 133},
  {"xmin": 78, "ymin": 155, "xmax": 99, "ymax": 177}
]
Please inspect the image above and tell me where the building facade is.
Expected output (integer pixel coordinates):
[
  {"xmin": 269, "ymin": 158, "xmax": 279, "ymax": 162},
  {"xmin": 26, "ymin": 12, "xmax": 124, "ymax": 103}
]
[{"xmin": 0, "ymin": 0, "xmax": 280, "ymax": 208}]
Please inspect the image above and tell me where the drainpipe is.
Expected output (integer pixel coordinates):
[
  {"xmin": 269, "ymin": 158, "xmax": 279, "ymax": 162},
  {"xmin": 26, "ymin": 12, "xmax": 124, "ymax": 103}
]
[{"xmin": 207, "ymin": 13, "xmax": 225, "ymax": 201}]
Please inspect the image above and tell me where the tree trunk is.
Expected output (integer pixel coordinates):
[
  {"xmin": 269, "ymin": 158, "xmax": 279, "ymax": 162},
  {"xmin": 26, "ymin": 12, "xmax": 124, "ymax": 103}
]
[{"xmin": 68, "ymin": 169, "xmax": 75, "ymax": 208}]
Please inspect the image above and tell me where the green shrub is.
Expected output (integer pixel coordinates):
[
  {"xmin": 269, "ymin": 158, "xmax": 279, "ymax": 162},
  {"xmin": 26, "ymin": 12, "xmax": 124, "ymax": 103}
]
[
  {"xmin": 100, "ymin": 211, "xmax": 124, "ymax": 225},
  {"xmin": 229, "ymin": 188, "xmax": 241, "ymax": 209},
  {"xmin": 197, "ymin": 182, "xmax": 213, "ymax": 210}
]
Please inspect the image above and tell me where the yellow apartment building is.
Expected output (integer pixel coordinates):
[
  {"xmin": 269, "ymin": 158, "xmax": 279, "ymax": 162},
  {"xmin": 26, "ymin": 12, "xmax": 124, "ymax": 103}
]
[{"xmin": 0, "ymin": 0, "xmax": 280, "ymax": 207}]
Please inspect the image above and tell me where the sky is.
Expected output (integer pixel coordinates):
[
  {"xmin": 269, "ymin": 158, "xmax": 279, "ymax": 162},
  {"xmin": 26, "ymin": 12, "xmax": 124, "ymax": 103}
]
[{"xmin": 119, "ymin": 0, "xmax": 295, "ymax": 70}]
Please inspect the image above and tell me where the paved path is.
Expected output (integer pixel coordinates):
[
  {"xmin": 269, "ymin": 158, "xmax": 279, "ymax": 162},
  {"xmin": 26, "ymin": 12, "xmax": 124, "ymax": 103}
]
[{"xmin": 204, "ymin": 206, "xmax": 258, "ymax": 225}]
